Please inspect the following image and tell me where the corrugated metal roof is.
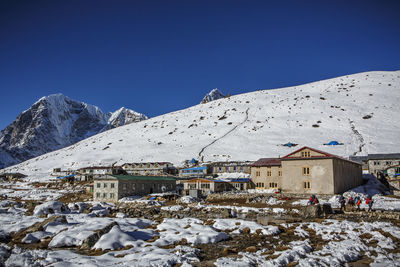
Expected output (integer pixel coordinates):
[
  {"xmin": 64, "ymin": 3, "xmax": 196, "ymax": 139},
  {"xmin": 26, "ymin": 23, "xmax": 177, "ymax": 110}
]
[
  {"xmin": 252, "ymin": 158, "xmax": 282, "ymax": 167},
  {"xmin": 230, "ymin": 178, "xmax": 250, "ymax": 183},
  {"xmin": 109, "ymin": 175, "xmax": 176, "ymax": 181},
  {"xmin": 182, "ymin": 166, "xmax": 207, "ymax": 171},
  {"xmin": 366, "ymin": 153, "xmax": 400, "ymax": 160}
]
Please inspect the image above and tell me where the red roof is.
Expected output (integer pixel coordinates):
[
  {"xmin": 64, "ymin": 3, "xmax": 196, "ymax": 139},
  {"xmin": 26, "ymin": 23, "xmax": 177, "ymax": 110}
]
[
  {"xmin": 282, "ymin": 146, "xmax": 361, "ymax": 165},
  {"xmin": 252, "ymin": 158, "xmax": 282, "ymax": 167}
]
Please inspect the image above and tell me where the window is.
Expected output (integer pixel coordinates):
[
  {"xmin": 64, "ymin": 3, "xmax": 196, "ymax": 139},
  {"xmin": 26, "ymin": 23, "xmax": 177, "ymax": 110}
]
[
  {"xmin": 103, "ymin": 193, "xmax": 107, "ymax": 198},
  {"xmin": 201, "ymin": 183, "xmax": 210, "ymax": 189},
  {"xmin": 278, "ymin": 170, "xmax": 282, "ymax": 176},
  {"xmin": 256, "ymin": 182, "xmax": 264, "ymax": 188},
  {"xmin": 267, "ymin": 171, "xmax": 272, "ymax": 177},
  {"xmin": 218, "ymin": 167, "xmax": 222, "ymax": 171},
  {"xmin": 269, "ymin": 183, "xmax": 278, "ymax": 188},
  {"xmin": 132, "ymin": 183, "xmax": 136, "ymax": 190},
  {"xmin": 122, "ymin": 184, "xmax": 127, "ymax": 190},
  {"xmin": 142, "ymin": 184, "xmax": 145, "ymax": 190},
  {"xmin": 301, "ymin": 151, "xmax": 311, "ymax": 158},
  {"xmin": 96, "ymin": 192, "xmax": 100, "ymax": 198},
  {"xmin": 233, "ymin": 166, "xmax": 237, "ymax": 171},
  {"xmin": 96, "ymin": 183, "xmax": 101, "ymax": 188},
  {"xmin": 110, "ymin": 183, "xmax": 115, "ymax": 188},
  {"xmin": 110, "ymin": 193, "xmax": 115, "ymax": 199},
  {"xmin": 103, "ymin": 183, "xmax": 107, "ymax": 188},
  {"xmin": 304, "ymin": 181, "xmax": 311, "ymax": 189},
  {"xmin": 386, "ymin": 161, "xmax": 392, "ymax": 165},
  {"xmin": 302, "ymin": 167, "xmax": 310, "ymax": 175},
  {"xmin": 256, "ymin": 171, "xmax": 260, "ymax": 177}
]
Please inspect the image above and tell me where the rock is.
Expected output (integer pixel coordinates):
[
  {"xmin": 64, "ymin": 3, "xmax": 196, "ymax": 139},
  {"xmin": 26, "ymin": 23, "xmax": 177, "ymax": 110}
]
[
  {"xmin": 13, "ymin": 215, "xmax": 68, "ymax": 243},
  {"xmin": 322, "ymin": 203, "xmax": 332, "ymax": 215},
  {"xmin": 80, "ymin": 222, "xmax": 118, "ymax": 250},
  {"xmin": 242, "ymin": 227, "xmax": 250, "ymax": 234},
  {"xmin": 220, "ymin": 208, "xmax": 231, "ymax": 218},
  {"xmin": 300, "ymin": 205, "xmax": 323, "ymax": 218},
  {"xmin": 245, "ymin": 246, "xmax": 257, "ymax": 253}
]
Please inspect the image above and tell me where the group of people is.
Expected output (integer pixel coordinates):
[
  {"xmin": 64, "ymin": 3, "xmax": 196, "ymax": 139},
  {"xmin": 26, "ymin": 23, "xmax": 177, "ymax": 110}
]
[
  {"xmin": 339, "ymin": 195, "xmax": 374, "ymax": 212},
  {"xmin": 307, "ymin": 194, "xmax": 374, "ymax": 212}
]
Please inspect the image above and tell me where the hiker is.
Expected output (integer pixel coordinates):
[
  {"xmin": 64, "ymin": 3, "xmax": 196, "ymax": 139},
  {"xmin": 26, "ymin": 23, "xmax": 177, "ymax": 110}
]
[
  {"xmin": 355, "ymin": 197, "xmax": 361, "ymax": 211},
  {"xmin": 312, "ymin": 196, "xmax": 319, "ymax": 205},
  {"xmin": 366, "ymin": 196, "xmax": 374, "ymax": 212},
  {"xmin": 339, "ymin": 195, "xmax": 346, "ymax": 211},
  {"xmin": 347, "ymin": 196, "xmax": 354, "ymax": 206},
  {"xmin": 308, "ymin": 195, "xmax": 315, "ymax": 205}
]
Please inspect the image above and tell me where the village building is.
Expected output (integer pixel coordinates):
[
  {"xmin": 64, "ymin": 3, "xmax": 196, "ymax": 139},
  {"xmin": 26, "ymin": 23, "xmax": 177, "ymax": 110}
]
[
  {"xmin": 0, "ymin": 172, "xmax": 27, "ymax": 181},
  {"xmin": 179, "ymin": 166, "xmax": 210, "ymax": 178},
  {"xmin": 209, "ymin": 161, "xmax": 253, "ymax": 174},
  {"xmin": 52, "ymin": 168, "xmax": 74, "ymax": 177},
  {"xmin": 121, "ymin": 162, "xmax": 176, "ymax": 176},
  {"xmin": 183, "ymin": 178, "xmax": 233, "ymax": 196},
  {"xmin": 280, "ymin": 147, "xmax": 362, "ymax": 194},
  {"xmin": 250, "ymin": 158, "xmax": 282, "ymax": 189},
  {"xmin": 229, "ymin": 178, "xmax": 252, "ymax": 190},
  {"xmin": 365, "ymin": 153, "xmax": 400, "ymax": 176},
  {"xmin": 93, "ymin": 175, "xmax": 176, "ymax": 202},
  {"xmin": 76, "ymin": 166, "xmax": 124, "ymax": 181}
]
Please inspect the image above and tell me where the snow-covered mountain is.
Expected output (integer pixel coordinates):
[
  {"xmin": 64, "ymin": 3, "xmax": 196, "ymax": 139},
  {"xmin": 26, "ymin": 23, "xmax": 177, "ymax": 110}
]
[
  {"xmin": 201, "ymin": 89, "xmax": 225, "ymax": 103},
  {"xmin": 2, "ymin": 71, "xmax": 399, "ymax": 177},
  {"xmin": 0, "ymin": 94, "xmax": 147, "ymax": 168},
  {"xmin": 102, "ymin": 107, "xmax": 148, "ymax": 132}
]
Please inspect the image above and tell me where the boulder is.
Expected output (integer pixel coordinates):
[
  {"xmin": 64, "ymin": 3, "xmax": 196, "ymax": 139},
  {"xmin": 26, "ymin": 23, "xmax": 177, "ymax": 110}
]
[
  {"xmin": 80, "ymin": 222, "xmax": 118, "ymax": 250},
  {"xmin": 300, "ymin": 205, "xmax": 323, "ymax": 218},
  {"xmin": 13, "ymin": 215, "xmax": 68, "ymax": 243}
]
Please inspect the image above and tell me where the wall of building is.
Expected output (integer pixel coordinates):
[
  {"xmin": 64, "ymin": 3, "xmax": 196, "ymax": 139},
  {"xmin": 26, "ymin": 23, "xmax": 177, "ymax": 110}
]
[
  {"xmin": 332, "ymin": 158, "xmax": 363, "ymax": 194},
  {"xmin": 93, "ymin": 179, "xmax": 119, "ymax": 202},
  {"xmin": 368, "ymin": 159, "xmax": 400, "ymax": 176},
  {"xmin": 251, "ymin": 166, "xmax": 282, "ymax": 189},
  {"xmin": 93, "ymin": 178, "xmax": 176, "ymax": 202},
  {"xmin": 117, "ymin": 179, "xmax": 176, "ymax": 199},
  {"xmin": 281, "ymin": 159, "xmax": 334, "ymax": 194}
]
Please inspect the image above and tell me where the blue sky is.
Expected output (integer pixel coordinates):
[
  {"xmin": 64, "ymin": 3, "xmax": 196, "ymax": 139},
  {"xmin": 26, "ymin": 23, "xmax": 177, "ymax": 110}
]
[{"xmin": 0, "ymin": 0, "xmax": 399, "ymax": 129}]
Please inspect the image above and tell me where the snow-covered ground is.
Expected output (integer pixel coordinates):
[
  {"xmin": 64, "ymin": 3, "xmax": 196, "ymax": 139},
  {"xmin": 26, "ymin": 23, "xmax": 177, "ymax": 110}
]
[
  {"xmin": 2, "ymin": 71, "xmax": 399, "ymax": 178},
  {"xmin": 1, "ymin": 196, "xmax": 400, "ymax": 266}
]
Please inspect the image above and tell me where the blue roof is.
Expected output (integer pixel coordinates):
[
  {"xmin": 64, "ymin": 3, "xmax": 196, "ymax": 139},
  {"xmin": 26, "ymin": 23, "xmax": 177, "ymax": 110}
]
[
  {"xmin": 56, "ymin": 174, "xmax": 75, "ymax": 179},
  {"xmin": 283, "ymin": 142, "xmax": 297, "ymax": 147},
  {"xmin": 327, "ymin": 141, "xmax": 339, "ymax": 145},
  {"xmin": 182, "ymin": 166, "xmax": 207, "ymax": 171},
  {"xmin": 230, "ymin": 178, "xmax": 250, "ymax": 183}
]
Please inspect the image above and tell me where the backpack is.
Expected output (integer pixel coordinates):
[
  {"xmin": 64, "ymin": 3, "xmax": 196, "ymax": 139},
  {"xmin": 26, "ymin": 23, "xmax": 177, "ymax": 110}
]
[
  {"xmin": 356, "ymin": 199, "xmax": 361, "ymax": 205},
  {"xmin": 366, "ymin": 198, "xmax": 370, "ymax": 204}
]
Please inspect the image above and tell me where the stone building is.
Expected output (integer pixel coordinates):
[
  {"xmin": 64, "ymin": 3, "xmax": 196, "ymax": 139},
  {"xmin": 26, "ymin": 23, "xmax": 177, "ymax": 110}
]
[
  {"xmin": 183, "ymin": 178, "xmax": 233, "ymax": 195},
  {"xmin": 121, "ymin": 162, "xmax": 177, "ymax": 176},
  {"xmin": 281, "ymin": 146, "xmax": 362, "ymax": 194},
  {"xmin": 229, "ymin": 178, "xmax": 253, "ymax": 190},
  {"xmin": 77, "ymin": 166, "xmax": 124, "ymax": 181},
  {"xmin": 251, "ymin": 158, "xmax": 282, "ymax": 189},
  {"xmin": 179, "ymin": 166, "xmax": 210, "ymax": 178},
  {"xmin": 366, "ymin": 153, "xmax": 400, "ymax": 176},
  {"xmin": 209, "ymin": 161, "xmax": 253, "ymax": 174},
  {"xmin": 93, "ymin": 175, "xmax": 176, "ymax": 202}
]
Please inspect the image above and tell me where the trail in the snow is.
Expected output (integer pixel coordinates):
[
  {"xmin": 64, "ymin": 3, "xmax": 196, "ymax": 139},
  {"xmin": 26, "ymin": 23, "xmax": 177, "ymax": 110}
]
[{"xmin": 198, "ymin": 108, "xmax": 250, "ymax": 162}]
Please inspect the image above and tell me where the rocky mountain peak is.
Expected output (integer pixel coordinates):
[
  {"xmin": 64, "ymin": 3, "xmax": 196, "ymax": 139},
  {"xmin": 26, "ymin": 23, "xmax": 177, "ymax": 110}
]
[{"xmin": 201, "ymin": 89, "xmax": 226, "ymax": 104}]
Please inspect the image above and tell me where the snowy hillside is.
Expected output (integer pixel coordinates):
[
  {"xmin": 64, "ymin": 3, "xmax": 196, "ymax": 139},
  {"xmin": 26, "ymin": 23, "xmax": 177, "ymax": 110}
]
[
  {"xmin": 0, "ymin": 94, "xmax": 147, "ymax": 168},
  {"xmin": 2, "ymin": 71, "xmax": 399, "ymax": 177}
]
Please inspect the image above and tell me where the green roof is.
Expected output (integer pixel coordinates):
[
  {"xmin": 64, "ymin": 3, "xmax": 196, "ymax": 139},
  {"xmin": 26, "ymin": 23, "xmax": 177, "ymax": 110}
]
[{"xmin": 111, "ymin": 175, "xmax": 176, "ymax": 181}]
